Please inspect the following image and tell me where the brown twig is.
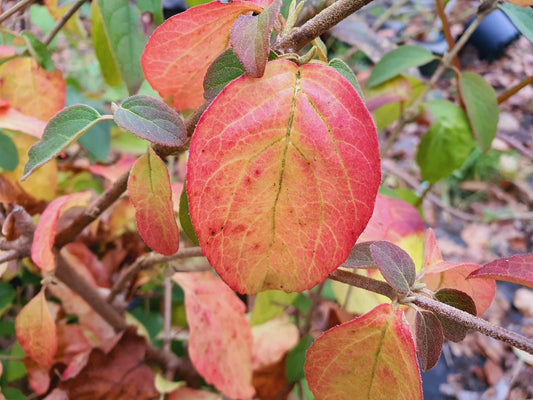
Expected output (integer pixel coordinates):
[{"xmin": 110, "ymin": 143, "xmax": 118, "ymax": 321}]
[
  {"xmin": 328, "ymin": 269, "xmax": 533, "ymax": 354},
  {"xmin": 107, "ymin": 247, "xmax": 206, "ymax": 303},
  {"xmin": 272, "ymin": 0, "xmax": 375, "ymax": 54},
  {"xmin": 300, "ymin": 281, "xmax": 325, "ymax": 336},
  {"xmin": 497, "ymin": 75, "xmax": 533, "ymax": 105},
  {"xmin": 0, "ymin": 0, "xmax": 35, "ymax": 24},
  {"xmin": 42, "ymin": 0, "xmax": 88, "ymax": 46}
]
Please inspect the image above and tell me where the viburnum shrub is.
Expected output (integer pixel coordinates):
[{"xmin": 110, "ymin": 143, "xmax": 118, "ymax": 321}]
[{"xmin": 1, "ymin": 0, "xmax": 533, "ymax": 398}]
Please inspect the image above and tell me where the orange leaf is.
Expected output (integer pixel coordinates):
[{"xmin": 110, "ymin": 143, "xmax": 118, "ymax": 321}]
[
  {"xmin": 423, "ymin": 230, "xmax": 495, "ymax": 316},
  {"xmin": 15, "ymin": 290, "xmax": 57, "ymax": 367},
  {"xmin": 141, "ymin": 1, "xmax": 263, "ymax": 110},
  {"xmin": 0, "ymin": 58, "xmax": 65, "ymax": 121},
  {"xmin": 172, "ymin": 272, "xmax": 255, "ymax": 399},
  {"xmin": 128, "ymin": 147, "xmax": 180, "ymax": 255},
  {"xmin": 506, "ymin": 0, "xmax": 533, "ymax": 5},
  {"xmin": 305, "ymin": 303, "xmax": 422, "ymax": 400},
  {"xmin": 187, "ymin": 60, "xmax": 380, "ymax": 294},
  {"xmin": 31, "ymin": 191, "xmax": 91, "ymax": 271},
  {"xmin": 0, "ymin": 102, "xmax": 46, "ymax": 138}
]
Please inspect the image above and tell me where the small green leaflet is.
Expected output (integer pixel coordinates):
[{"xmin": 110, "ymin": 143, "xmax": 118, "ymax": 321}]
[{"xmin": 0, "ymin": 130, "xmax": 18, "ymax": 171}]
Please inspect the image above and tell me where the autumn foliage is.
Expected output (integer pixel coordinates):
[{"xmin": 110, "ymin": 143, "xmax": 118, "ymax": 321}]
[{"xmin": 1, "ymin": 0, "xmax": 533, "ymax": 399}]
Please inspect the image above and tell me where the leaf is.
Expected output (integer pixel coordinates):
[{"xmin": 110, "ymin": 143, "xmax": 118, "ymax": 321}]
[
  {"xmin": 113, "ymin": 95, "xmax": 187, "ymax": 146},
  {"xmin": 230, "ymin": 0, "xmax": 281, "ymax": 77},
  {"xmin": 305, "ymin": 303, "xmax": 422, "ymax": 400},
  {"xmin": 250, "ymin": 290, "xmax": 298, "ymax": 326},
  {"xmin": 286, "ymin": 335, "xmax": 313, "ymax": 383},
  {"xmin": 469, "ymin": 253, "xmax": 533, "ymax": 287},
  {"xmin": 128, "ymin": 147, "xmax": 180, "ymax": 255},
  {"xmin": 415, "ymin": 311, "xmax": 443, "ymax": 371},
  {"xmin": 366, "ymin": 45, "xmax": 434, "ymax": 88},
  {"xmin": 0, "ymin": 57, "xmax": 65, "ymax": 121},
  {"xmin": 434, "ymin": 288, "xmax": 477, "ymax": 342},
  {"xmin": 0, "ymin": 103, "xmax": 47, "ymax": 138},
  {"xmin": 178, "ymin": 184, "xmax": 200, "ymax": 246},
  {"xmin": 252, "ymin": 315, "xmax": 299, "ymax": 370},
  {"xmin": 0, "ymin": 281, "xmax": 16, "ymax": 317},
  {"xmin": 0, "ymin": 130, "xmax": 18, "ymax": 170},
  {"xmin": 31, "ymin": 191, "xmax": 91, "ymax": 271},
  {"xmin": 370, "ymin": 241, "xmax": 416, "ymax": 294},
  {"xmin": 22, "ymin": 105, "xmax": 102, "ymax": 180},
  {"xmin": 141, "ymin": 0, "xmax": 263, "ymax": 110},
  {"xmin": 203, "ymin": 49, "xmax": 246, "ymax": 101},
  {"xmin": 172, "ymin": 272, "xmax": 255, "ymax": 399},
  {"xmin": 187, "ymin": 60, "xmax": 380, "ymax": 294},
  {"xmin": 58, "ymin": 329, "xmax": 158, "ymax": 400},
  {"xmin": 500, "ymin": 3, "xmax": 533, "ymax": 43},
  {"xmin": 168, "ymin": 388, "xmax": 222, "ymax": 400},
  {"xmin": 2, "ymin": 134, "xmax": 58, "ymax": 201},
  {"xmin": 20, "ymin": 31, "xmax": 55, "ymax": 72},
  {"xmin": 15, "ymin": 290, "xmax": 57, "ymax": 367},
  {"xmin": 460, "ymin": 72, "xmax": 499, "ymax": 151},
  {"xmin": 341, "ymin": 242, "xmax": 377, "ymax": 268},
  {"xmin": 423, "ymin": 228, "xmax": 443, "ymax": 269},
  {"xmin": 416, "ymin": 100, "xmax": 475, "ymax": 183},
  {"xmin": 44, "ymin": 0, "xmax": 86, "ymax": 38},
  {"xmin": 328, "ymin": 58, "xmax": 364, "ymax": 99},
  {"xmin": 91, "ymin": 0, "xmax": 146, "ymax": 94}
]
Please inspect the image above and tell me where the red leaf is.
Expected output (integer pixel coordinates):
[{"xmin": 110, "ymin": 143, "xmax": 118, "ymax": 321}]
[
  {"xmin": 230, "ymin": 0, "xmax": 281, "ymax": 78},
  {"xmin": 16, "ymin": 290, "xmax": 57, "ymax": 367},
  {"xmin": 305, "ymin": 303, "xmax": 422, "ymax": 400},
  {"xmin": 128, "ymin": 147, "xmax": 179, "ymax": 255},
  {"xmin": 469, "ymin": 253, "xmax": 533, "ymax": 287},
  {"xmin": 141, "ymin": 1, "xmax": 263, "ymax": 110},
  {"xmin": 172, "ymin": 272, "xmax": 255, "ymax": 399},
  {"xmin": 31, "ymin": 191, "xmax": 91, "ymax": 271},
  {"xmin": 89, "ymin": 156, "xmax": 136, "ymax": 183},
  {"xmin": 0, "ymin": 58, "xmax": 65, "ymax": 121},
  {"xmin": 187, "ymin": 60, "xmax": 380, "ymax": 294}
]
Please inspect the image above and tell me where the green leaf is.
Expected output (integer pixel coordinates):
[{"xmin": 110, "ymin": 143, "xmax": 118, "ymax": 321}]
[
  {"xmin": 203, "ymin": 49, "xmax": 246, "ymax": 101},
  {"xmin": 21, "ymin": 31, "xmax": 55, "ymax": 72},
  {"xmin": 22, "ymin": 105, "xmax": 102, "ymax": 180},
  {"xmin": 0, "ymin": 130, "xmax": 19, "ymax": 170},
  {"xmin": 434, "ymin": 288, "xmax": 476, "ymax": 342},
  {"xmin": 179, "ymin": 183, "xmax": 200, "ymax": 246},
  {"xmin": 500, "ymin": 3, "xmax": 533, "ymax": 43},
  {"xmin": 114, "ymin": 95, "xmax": 187, "ymax": 146},
  {"xmin": 78, "ymin": 120, "xmax": 111, "ymax": 161},
  {"xmin": 328, "ymin": 58, "xmax": 364, "ymax": 99},
  {"xmin": 286, "ymin": 334, "xmax": 313, "ymax": 382},
  {"xmin": 0, "ymin": 281, "xmax": 16, "ymax": 317},
  {"xmin": 367, "ymin": 45, "xmax": 435, "ymax": 88},
  {"xmin": 1, "ymin": 387, "xmax": 27, "ymax": 400},
  {"xmin": 138, "ymin": 0, "xmax": 164, "ymax": 25},
  {"xmin": 250, "ymin": 290, "xmax": 298, "ymax": 325},
  {"xmin": 460, "ymin": 72, "xmax": 499, "ymax": 152},
  {"xmin": 416, "ymin": 100, "xmax": 475, "ymax": 183},
  {"xmin": 91, "ymin": 0, "xmax": 146, "ymax": 94}
]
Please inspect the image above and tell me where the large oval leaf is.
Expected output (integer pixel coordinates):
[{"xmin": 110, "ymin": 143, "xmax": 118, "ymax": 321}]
[
  {"xmin": 305, "ymin": 303, "xmax": 422, "ymax": 400},
  {"xmin": 500, "ymin": 3, "xmax": 533, "ymax": 42},
  {"xmin": 128, "ymin": 147, "xmax": 180, "ymax": 255},
  {"xmin": 172, "ymin": 272, "xmax": 255, "ymax": 399},
  {"xmin": 460, "ymin": 72, "xmax": 499, "ymax": 152},
  {"xmin": 141, "ymin": 1, "xmax": 263, "ymax": 111},
  {"xmin": 187, "ymin": 60, "xmax": 380, "ymax": 294},
  {"xmin": 469, "ymin": 253, "xmax": 533, "ymax": 287}
]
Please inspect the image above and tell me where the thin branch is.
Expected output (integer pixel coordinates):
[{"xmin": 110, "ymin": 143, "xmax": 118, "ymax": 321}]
[
  {"xmin": 0, "ymin": 0, "xmax": 35, "ymax": 24},
  {"xmin": 300, "ymin": 281, "xmax": 325, "ymax": 336},
  {"xmin": 54, "ymin": 170, "xmax": 130, "ymax": 247},
  {"xmin": 496, "ymin": 132, "xmax": 533, "ymax": 159},
  {"xmin": 272, "ymin": 0, "xmax": 375, "ymax": 54},
  {"xmin": 328, "ymin": 269, "xmax": 533, "ymax": 354},
  {"xmin": 0, "ymin": 250, "xmax": 19, "ymax": 264},
  {"xmin": 163, "ymin": 277, "xmax": 172, "ymax": 353},
  {"xmin": 435, "ymin": 0, "xmax": 461, "ymax": 75},
  {"xmin": 42, "ymin": 0, "xmax": 88, "ymax": 46},
  {"xmin": 372, "ymin": 0, "xmax": 408, "ymax": 31},
  {"xmin": 497, "ymin": 75, "xmax": 533, "ymax": 104},
  {"xmin": 107, "ymin": 247, "xmax": 206, "ymax": 303}
]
